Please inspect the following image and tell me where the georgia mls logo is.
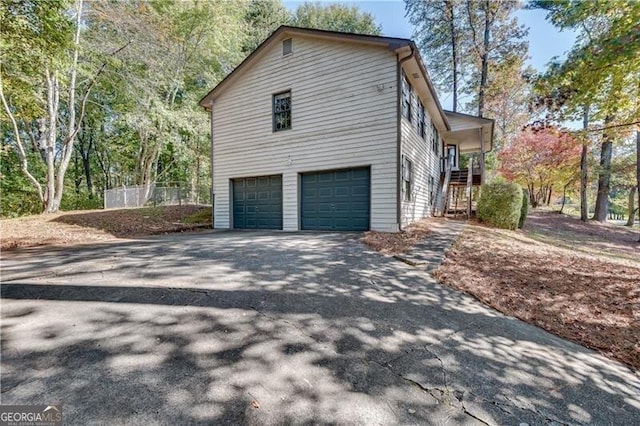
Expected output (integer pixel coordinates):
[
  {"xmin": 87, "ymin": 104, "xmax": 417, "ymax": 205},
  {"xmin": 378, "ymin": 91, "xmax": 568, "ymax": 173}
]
[
  {"xmin": 0, "ymin": 404, "xmax": 62, "ymax": 425},
  {"xmin": 43, "ymin": 406, "xmax": 60, "ymax": 418}
]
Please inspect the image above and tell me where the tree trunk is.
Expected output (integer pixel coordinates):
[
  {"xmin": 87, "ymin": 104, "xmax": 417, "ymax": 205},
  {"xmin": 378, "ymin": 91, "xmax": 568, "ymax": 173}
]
[
  {"xmin": 78, "ymin": 129, "xmax": 95, "ymax": 196},
  {"xmin": 74, "ymin": 147, "xmax": 82, "ymax": 193},
  {"xmin": 44, "ymin": 68, "xmax": 60, "ymax": 213},
  {"xmin": 592, "ymin": 116, "xmax": 614, "ymax": 222},
  {"xmin": 636, "ymin": 131, "xmax": 640, "ymax": 241},
  {"xmin": 0, "ymin": 72, "xmax": 45, "ymax": 207},
  {"xmin": 580, "ymin": 107, "xmax": 589, "ymax": 221},
  {"xmin": 477, "ymin": 1, "xmax": 491, "ymax": 118},
  {"xmin": 446, "ymin": 0, "xmax": 458, "ymax": 112},
  {"xmin": 83, "ymin": 150, "xmax": 94, "ymax": 196},
  {"xmin": 626, "ymin": 186, "xmax": 637, "ymax": 226},
  {"xmin": 50, "ymin": 0, "xmax": 84, "ymax": 212},
  {"xmin": 559, "ymin": 183, "xmax": 569, "ymax": 214}
]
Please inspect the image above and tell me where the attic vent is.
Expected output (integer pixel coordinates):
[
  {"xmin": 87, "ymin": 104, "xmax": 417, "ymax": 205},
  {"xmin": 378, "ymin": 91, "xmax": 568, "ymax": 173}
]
[
  {"xmin": 412, "ymin": 72, "xmax": 420, "ymax": 79},
  {"xmin": 283, "ymin": 38, "xmax": 293, "ymax": 56}
]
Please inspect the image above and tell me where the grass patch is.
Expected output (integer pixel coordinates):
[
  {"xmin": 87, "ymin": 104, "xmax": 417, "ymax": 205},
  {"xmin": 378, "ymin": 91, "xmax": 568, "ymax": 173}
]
[{"xmin": 183, "ymin": 208, "xmax": 212, "ymax": 225}]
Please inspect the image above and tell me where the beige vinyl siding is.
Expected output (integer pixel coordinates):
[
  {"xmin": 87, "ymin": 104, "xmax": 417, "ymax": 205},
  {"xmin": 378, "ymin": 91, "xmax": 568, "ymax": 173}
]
[
  {"xmin": 211, "ymin": 36, "xmax": 398, "ymax": 231},
  {"xmin": 400, "ymin": 76, "xmax": 441, "ymax": 227}
]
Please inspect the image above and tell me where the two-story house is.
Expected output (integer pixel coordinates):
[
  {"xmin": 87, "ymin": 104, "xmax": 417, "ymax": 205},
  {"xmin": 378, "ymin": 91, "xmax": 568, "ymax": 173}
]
[{"xmin": 199, "ymin": 26, "xmax": 493, "ymax": 232}]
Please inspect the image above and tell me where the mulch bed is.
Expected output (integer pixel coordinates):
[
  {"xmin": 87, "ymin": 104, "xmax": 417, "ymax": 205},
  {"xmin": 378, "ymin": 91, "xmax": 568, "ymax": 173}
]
[
  {"xmin": 362, "ymin": 218, "xmax": 435, "ymax": 255},
  {"xmin": 525, "ymin": 211, "xmax": 639, "ymax": 258},
  {"xmin": 434, "ymin": 213, "xmax": 640, "ymax": 371}
]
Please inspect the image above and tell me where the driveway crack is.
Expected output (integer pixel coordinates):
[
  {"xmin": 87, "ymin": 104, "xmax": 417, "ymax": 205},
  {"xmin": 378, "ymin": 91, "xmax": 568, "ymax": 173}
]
[
  {"xmin": 500, "ymin": 394, "xmax": 577, "ymax": 426},
  {"xmin": 370, "ymin": 357, "xmax": 491, "ymax": 425},
  {"xmin": 425, "ymin": 346, "xmax": 448, "ymax": 389}
]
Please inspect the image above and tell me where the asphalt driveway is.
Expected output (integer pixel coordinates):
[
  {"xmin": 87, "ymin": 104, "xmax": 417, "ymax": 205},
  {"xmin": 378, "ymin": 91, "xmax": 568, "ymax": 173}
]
[{"xmin": 1, "ymin": 231, "xmax": 639, "ymax": 425}]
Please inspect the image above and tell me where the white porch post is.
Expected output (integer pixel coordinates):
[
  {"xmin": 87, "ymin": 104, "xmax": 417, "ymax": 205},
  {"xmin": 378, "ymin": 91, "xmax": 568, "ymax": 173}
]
[{"xmin": 479, "ymin": 128, "xmax": 485, "ymax": 185}]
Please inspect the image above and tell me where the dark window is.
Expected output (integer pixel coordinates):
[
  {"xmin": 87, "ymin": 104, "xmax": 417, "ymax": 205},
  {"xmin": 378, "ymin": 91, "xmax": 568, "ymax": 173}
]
[
  {"xmin": 431, "ymin": 122, "xmax": 439, "ymax": 153},
  {"xmin": 283, "ymin": 38, "xmax": 292, "ymax": 56},
  {"xmin": 273, "ymin": 91, "xmax": 291, "ymax": 131},
  {"xmin": 401, "ymin": 73, "xmax": 412, "ymax": 122},
  {"xmin": 428, "ymin": 176, "xmax": 435, "ymax": 206},
  {"xmin": 418, "ymin": 101, "xmax": 426, "ymax": 138},
  {"xmin": 402, "ymin": 155, "xmax": 412, "ymax": 201}
]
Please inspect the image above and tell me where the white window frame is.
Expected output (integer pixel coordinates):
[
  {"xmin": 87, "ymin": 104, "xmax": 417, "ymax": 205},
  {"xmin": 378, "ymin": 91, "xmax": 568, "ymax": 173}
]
[{"xmin": 402, "ymin": 155, "xmax": 413, "ymax": 201}]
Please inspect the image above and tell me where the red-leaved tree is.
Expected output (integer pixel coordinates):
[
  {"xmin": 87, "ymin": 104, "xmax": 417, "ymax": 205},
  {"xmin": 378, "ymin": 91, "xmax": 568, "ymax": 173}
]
[{"xmin": 499, "ymin": 125, "xmax": 582, "ymax": 208}]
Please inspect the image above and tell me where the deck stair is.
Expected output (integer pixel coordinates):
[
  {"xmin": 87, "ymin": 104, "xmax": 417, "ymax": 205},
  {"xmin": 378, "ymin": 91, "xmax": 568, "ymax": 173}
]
[{"xmin": 443, "ymin": 168, "xmax": 481, "ymax": 218}]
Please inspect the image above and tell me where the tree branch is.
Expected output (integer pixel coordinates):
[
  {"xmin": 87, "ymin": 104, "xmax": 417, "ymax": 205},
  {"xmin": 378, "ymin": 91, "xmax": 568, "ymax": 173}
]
[
  {"xmin": 583, "ymin": 120, "xmax": 640, "ymax": 133},
  {"xmin": 0, "ymin": 70, "xmax": 45, "ymax": 204},
  {"xmin": 66, "ymin": 40, "xmax": 131, "ymax": 146}
]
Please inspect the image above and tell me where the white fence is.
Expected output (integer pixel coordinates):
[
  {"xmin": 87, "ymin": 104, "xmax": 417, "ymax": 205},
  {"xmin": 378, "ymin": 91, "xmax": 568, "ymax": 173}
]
[{"xmin": 104, "ymin": 184, "xmax": 211, "ymax": 209}]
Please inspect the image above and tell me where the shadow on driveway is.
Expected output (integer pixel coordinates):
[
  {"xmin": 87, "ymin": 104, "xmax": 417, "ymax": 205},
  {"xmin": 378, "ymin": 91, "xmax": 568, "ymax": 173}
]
[{"xmin": 1, "ymin": 232, "xmax": 639, "ymax": 424}]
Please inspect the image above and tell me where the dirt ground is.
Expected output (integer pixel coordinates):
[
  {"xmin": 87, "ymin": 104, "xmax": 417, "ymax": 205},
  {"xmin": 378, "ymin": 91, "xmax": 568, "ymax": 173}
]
[
  {"xmin": 525, "ymin": 211, "xmax": 639, "ymax": 260},
  {"xmin": 362, "ymin": 218, "xmax": 435, "ymax": 254},
  {"xmin": 434, "ymin": 211, "xmax": 640, "ymax": 371},
  {"xmin": 0, "ymin": 206, "xmax": 211, "ymax": 251}
]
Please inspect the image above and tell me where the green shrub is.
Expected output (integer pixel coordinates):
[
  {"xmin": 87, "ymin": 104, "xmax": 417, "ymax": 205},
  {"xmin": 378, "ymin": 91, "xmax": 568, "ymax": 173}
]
[
  {"xmin": 518, "ymin": 188, "xmax": 529, "ymax": 229},
  {"xmin": 60, "ymin": 191, "xmax": 103, "ymax": 211},
  {"xmin": 477, "ymin": 180, "xmax": 523, "ymax": 230}
]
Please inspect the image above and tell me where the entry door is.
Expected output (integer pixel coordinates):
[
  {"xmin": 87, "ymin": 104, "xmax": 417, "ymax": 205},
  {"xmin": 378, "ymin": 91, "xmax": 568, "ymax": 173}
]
[{"xmin": 447, "ymin": 145, "xmax": 459, "ymax": 170}]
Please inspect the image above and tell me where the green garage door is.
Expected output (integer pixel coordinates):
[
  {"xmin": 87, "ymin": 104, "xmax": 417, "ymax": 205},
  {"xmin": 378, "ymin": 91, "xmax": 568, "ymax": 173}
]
[
  {"xmin": 233, "ymin": 175, "xmax": 282, "ymax": 229},
  {"xmin": 301, "ymin": 167, "xmax": 370, "ymax": 231}
]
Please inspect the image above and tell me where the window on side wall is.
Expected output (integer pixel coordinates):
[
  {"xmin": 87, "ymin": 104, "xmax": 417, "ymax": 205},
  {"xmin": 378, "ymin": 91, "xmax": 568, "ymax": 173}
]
[
  {"xmin": 431, "ymin": 122, "xmax": 439, "ymax": 153},
  {"xmin": 273, "ymin": 91, "xmax": 291, "ymax": 132},
  {"xmin": 282, "ymin": 38, "xmax": 293, "ymax": 56},
  {"xmin": 401, "ymin": 73, "xmax": 412, "ymax": 122},
  {"xmin": 428, "ymin": 176, "xmax": 435, "ymax": 206},
  {"xmin": 418, "ymin": 101, "xmax": 426, "ymax": 138},
  {"xmin": 402, "ymin": 155, "xmax": 413, "ymax": 201}
]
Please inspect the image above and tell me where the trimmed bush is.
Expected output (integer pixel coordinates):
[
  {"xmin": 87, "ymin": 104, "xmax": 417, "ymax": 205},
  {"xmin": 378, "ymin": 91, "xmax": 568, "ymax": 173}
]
[
  {"xmin": 518, "ymin": 188, "xmax": 529, "ymax": 229},
  {"xmin": 477, "ymin": 180, "xmax": 523, "ymax": 230}
]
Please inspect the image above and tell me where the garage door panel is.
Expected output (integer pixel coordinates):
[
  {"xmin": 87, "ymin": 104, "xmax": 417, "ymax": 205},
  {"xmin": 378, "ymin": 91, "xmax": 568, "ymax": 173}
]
[
  {"xmin": 333, "ymin": 202, "xmax": 351, "ymax": 212},
  {"xmin": 301, "ymin": 167, "xmax": 370, "ymax": 231},
  {"xmin": 319, "ymin": 174, "xmax": 333, "ymax": 183},
  {"xmin": 318, "ymin": 188, "xmax": 333, "ymax": 197},
  {"xmin": 334, "ymin": 187, "xmax": 350, "ymax": 197},
  {"xmin": 334, "ymin": 170, "xmax": 350, "ymax": 181},
  {"xmin": 318, "ymin": 203, "xmax": 333, "ymax": 213},
  {"xmin": 351, "ymin": 185, "xmax": 369, "ymax": 196},
  {"xmin": 351, "ymin": 202, "xmax": 369, "ymax": 213},
  {"xmin": 233, "ymin": 175, "xmax": 282, "ymax": 230},
  {"xmin": 304, "ymin": 174, "xmax": 318, "ymax": 184}
]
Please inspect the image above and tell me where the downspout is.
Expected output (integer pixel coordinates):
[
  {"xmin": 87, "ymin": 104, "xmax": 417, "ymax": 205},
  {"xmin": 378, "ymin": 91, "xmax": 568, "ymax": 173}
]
[
  {"xmin": 396, "ymin": 45, "xmax": 415, "ymax": 231},
  {"xmin": 210, "ymin": 101, "xmax": 215, "ymax": 229}
]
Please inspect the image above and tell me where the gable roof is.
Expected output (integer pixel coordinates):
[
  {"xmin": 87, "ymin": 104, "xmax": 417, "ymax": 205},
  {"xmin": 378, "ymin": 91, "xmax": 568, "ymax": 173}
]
[{"xmin": 198, "ymin": 26, "xmax": 450, "ymax": 130}]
